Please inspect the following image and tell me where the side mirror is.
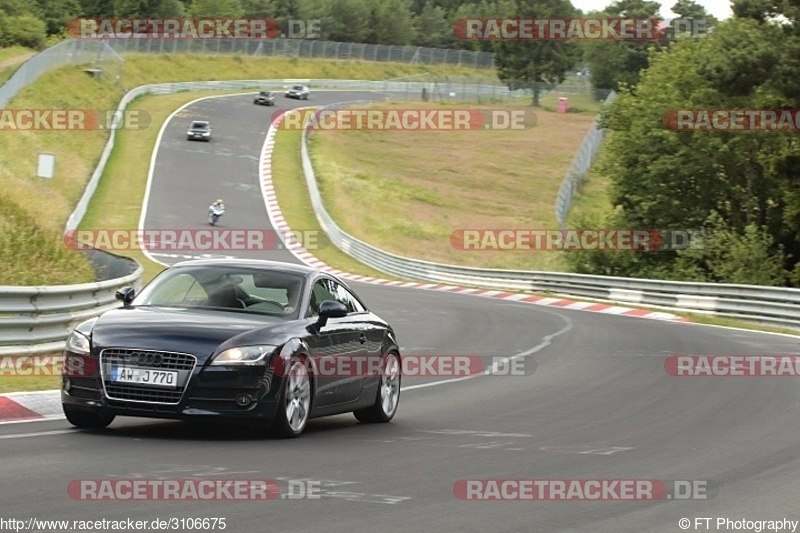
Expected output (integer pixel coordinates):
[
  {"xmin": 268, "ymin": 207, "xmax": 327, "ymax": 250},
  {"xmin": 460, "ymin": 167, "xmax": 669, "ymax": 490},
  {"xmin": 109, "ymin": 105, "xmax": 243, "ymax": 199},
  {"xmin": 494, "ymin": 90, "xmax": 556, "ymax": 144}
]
[
  {"xmin": 310, "ymin": 300, "xmax": 348, "ymax": 332},
  {"xmin": 115, "ymin": 286, "xmax": 135, "ymax": 308}
]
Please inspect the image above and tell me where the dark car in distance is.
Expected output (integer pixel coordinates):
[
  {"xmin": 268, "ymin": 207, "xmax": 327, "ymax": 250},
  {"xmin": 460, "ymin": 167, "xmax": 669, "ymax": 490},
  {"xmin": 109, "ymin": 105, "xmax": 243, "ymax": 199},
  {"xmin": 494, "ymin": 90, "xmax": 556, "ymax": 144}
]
[
  {"xmin": 61, "ymin": 259, "xmax": 401, "ymax": 438},
  {"xmin": 187, "ymin": 120, "xmax": 211, "ymax": 141},
  {"xmin": 254, "ymin": 91, "xmax": 276, "ymax": 106}
]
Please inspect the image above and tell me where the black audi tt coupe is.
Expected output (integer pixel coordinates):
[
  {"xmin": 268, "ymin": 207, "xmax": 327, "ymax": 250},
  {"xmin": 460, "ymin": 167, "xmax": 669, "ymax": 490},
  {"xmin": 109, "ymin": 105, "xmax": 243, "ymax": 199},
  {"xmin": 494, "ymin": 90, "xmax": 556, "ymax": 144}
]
[{"xmin": 61, "ymin": 259, "xmax": 401, "ymax": 437}]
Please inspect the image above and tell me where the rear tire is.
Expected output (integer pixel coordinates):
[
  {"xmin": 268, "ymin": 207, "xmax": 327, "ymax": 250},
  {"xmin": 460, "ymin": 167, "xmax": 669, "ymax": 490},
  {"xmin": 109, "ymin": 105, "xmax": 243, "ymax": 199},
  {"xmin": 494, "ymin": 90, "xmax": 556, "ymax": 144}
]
[
  {"xmin": 63, "ymin": 405, "xmax": 114, "ymax": 429},
  {"xmin": 269, "ymin": 357, "xmax": 312, "ymax": 438},
  {"xmin": 354, "ymin": 352, "xmax": 400, "ymax": 423}
]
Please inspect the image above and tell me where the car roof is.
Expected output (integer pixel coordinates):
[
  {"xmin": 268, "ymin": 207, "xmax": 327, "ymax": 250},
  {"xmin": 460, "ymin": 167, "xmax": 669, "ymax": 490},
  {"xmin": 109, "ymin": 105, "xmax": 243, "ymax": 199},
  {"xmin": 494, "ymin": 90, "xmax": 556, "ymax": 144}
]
[{"xmin": 170, "ymin": 258, "xmax": 322, "ymax": 277}]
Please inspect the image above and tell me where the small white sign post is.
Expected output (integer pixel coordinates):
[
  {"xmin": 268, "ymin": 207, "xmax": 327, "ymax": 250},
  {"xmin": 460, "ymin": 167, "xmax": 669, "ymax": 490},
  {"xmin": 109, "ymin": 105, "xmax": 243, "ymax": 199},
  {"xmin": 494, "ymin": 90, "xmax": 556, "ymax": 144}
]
[{"xmin": 37, "ymin": 153, "xmax": 55, "ymax": 179}]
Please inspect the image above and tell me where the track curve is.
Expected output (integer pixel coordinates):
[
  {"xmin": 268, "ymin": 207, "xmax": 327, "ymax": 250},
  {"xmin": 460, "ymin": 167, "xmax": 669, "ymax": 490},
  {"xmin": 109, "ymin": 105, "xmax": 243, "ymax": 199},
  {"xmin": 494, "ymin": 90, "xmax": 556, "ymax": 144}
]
[{"xmin": 2, "ymin": 92, "xmax": 800, "ymax": 533}]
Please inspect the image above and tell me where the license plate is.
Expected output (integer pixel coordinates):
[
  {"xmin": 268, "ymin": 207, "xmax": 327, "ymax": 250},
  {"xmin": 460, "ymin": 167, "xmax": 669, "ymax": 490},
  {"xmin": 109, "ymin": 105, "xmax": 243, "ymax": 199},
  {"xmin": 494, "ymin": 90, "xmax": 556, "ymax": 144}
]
[{"xmin": 110, "ymin": 366, "xmax": 178, "ymax": 387}]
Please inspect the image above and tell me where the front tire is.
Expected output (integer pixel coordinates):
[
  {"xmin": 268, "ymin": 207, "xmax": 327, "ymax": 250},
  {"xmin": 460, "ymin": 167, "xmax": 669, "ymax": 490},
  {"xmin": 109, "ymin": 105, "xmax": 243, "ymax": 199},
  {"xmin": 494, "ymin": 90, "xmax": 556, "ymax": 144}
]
[
  {"xmin": 354, "ymin": 352, "xmax": 400, "ymax": 423},
  {"xmin": 63, "ymin": 405, "xmax": 114, "ymax": 429},
  {"xmin": 270, "ymin": 357, "xmax": 312, "ymax": 438}
]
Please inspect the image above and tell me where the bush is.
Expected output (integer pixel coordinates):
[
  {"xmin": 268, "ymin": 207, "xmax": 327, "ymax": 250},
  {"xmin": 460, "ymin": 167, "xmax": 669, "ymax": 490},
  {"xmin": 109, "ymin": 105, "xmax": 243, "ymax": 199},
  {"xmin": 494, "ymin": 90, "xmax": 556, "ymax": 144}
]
[{"xmin": 3, "ymin": 15, "xmax": 46, "ymax": 49}]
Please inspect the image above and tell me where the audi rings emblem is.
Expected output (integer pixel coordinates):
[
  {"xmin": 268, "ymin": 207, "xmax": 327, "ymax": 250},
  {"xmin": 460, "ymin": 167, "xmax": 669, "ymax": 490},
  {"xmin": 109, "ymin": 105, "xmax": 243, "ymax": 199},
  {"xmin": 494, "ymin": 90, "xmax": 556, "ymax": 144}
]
[{"xmin": 135, "ymin": 352, "xmax": 163, "ymax": 366}]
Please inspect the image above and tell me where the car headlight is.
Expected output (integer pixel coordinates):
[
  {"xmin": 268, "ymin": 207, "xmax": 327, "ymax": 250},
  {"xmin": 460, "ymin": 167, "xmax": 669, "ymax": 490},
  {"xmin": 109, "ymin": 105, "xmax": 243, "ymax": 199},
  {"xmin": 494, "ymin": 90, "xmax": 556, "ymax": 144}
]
[
  {"xmin": 66, "ymin": 330, "xmax": 90, "ymax": 355},
  {"xmin": 211, "ymin": 345, "xmax": 277, "ymax": 365}
]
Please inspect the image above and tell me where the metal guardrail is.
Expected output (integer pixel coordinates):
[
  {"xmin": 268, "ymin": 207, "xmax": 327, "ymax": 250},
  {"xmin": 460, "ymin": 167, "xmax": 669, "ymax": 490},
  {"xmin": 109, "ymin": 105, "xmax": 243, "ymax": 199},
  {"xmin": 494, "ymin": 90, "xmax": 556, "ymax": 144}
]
[
  {"xmin": 0, "ymin": 252, "xmax": 143, "ymax": 356},
  {"xmin": 299, "ymin": 103, "xmax": 800, "ymax": 329},
  {"xmin": 555, "ymin": 90, "xmax": 617, "ymax": 227}
]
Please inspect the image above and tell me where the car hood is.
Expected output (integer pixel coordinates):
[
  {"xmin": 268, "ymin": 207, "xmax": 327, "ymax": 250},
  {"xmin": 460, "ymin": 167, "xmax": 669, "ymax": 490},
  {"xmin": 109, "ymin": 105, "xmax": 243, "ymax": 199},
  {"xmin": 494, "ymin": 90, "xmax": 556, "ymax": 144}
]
[{"xmin": 89, "ymin": 306, "xmax": 296, "ymax": 361}]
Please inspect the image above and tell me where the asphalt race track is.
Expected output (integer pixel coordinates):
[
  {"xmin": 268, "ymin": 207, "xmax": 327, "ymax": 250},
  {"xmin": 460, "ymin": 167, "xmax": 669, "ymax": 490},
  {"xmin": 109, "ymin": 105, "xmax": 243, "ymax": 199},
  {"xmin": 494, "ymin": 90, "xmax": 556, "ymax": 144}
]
[{"xmin": 3, "ymin": 91, "xmax": 800, "ymax": 533}]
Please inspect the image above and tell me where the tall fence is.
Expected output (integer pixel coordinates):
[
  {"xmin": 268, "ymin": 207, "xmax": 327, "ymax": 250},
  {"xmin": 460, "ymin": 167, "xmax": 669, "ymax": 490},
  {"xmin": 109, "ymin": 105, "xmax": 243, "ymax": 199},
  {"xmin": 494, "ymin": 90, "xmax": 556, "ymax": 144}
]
[
  {"xmin": 0, "ymin": 38, "xmax": 496, "ymax": 107},
  {"xmin": 104, "ymin": 38, "xmax": 495, "ymax": 69},
  {"xmin": 0, "ymin": 40, "xmax": 123, "ymax": 107},
  {"xmin": 554, "ymin": 90, "xmax": 617, "ymax": 227}
]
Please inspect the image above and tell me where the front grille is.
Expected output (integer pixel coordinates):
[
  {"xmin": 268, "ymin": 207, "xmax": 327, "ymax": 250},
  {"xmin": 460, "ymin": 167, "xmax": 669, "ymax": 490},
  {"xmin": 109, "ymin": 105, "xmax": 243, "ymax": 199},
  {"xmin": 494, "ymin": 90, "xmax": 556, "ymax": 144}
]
[
  {"xmin": 102, "ymin": 349, "xmax": 195, "ymax": 370},
  {"xmin": 105, "ymin": 383, "xmax": 185, "ymax": 403},
  {"xmin": 101, "ymin": 349, "xmax": 196, "ymax": 405}
]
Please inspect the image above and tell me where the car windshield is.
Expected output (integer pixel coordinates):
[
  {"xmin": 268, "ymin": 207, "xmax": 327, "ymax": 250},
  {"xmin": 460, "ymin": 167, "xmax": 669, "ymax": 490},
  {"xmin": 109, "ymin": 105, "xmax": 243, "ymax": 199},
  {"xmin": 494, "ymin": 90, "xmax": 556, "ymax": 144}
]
[
  {"xmin": 292, "ymin": 86, "xmax": 304, "ymax": 90},
  {"xmin": 133, "ymin": 265, "xmax": 305, "ymax": 318},
  {"xmin": 259, "ymin": 92, "xmax": 271, "ymax": 96},
  {"xmin": 190, "ymin": 122, "xmax": 208, "ymax": 129}
]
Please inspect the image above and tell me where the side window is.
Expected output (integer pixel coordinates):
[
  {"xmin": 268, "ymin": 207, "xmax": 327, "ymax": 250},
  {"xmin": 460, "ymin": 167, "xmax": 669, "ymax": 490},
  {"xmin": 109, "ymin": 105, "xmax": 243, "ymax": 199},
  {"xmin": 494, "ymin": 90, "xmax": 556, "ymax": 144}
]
[
  {"xmin": 308, "ymin": 279, "xmax": 337, "ymax": 317},
  {"xmin": 306, "ymin": 279, "xmax": 366, "ymax": 316},
  {"xmin": 333, "ymin": 283, "xmax": 366, "ymax": 313}
]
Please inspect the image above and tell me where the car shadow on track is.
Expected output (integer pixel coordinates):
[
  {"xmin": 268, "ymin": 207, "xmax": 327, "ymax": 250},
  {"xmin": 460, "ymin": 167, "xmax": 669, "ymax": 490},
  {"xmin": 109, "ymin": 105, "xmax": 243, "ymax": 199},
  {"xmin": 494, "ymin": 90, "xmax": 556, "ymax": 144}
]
[{"xmin": 66, "ymin": 415, "xmax": 401, "ymax": 441}]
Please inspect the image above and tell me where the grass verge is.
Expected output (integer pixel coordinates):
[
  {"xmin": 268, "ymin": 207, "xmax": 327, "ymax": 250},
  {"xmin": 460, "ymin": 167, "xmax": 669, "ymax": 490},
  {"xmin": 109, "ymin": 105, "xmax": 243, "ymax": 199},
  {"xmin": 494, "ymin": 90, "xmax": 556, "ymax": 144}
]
[
  {"xmin": 308, "ymin": 99, "xmax": 599, "ymax": 272},
  {"xmin": 0, "ymin": 375, "xmax": 60, "ymax": 394},
  {"xmin": 270, "ymin": 128, "xmax": 403, "ymax": 281},
  {"xmin": 0, "ymin": 353, "xmax": 61, "ymax": 394},
  {"xmin": 0, "ymin": 46, "xmax": 33, "ymax": 64},
  {"xmin": 565, "ymin": 147, "xmax": 616, "ymax": 226}
]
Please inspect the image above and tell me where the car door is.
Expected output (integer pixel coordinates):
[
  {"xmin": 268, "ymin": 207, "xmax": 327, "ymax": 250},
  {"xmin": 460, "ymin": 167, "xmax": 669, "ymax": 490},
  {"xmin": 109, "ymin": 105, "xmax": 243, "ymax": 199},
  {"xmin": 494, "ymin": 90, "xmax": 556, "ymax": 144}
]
[
  {"xmin": 305, "ymin": 279, "xmax": 360, "ymax": 407},
  {"xmin": 327, "ymin": 281, "xmax": 373, "ymax": 404}
]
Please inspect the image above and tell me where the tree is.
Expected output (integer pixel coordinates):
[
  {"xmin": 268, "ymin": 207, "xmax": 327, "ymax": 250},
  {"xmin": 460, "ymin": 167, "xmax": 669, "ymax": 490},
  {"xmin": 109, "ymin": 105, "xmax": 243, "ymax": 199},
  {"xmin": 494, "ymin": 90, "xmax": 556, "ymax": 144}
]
[
  {"xmin": 572, "ymin": 17, "xmax": 800, "ymax": 285},
  {"xmin": 450, "ymin": 0, "xmax": 516, "ymax": 51},
  {"xmin": 318, "ymin": 0, "xmax": 372, "ymax": 43},
  {"xmin": 730, "ymin": 0, "xmax": 788, "ymax": 22},
  {"xmin": 581, "ymin": 0, "xmax": 661, "ymax": 95},
  {"xmin": 189, "ymin": 0, "xmax": 244, "ymax": 18},
  {"xmin": 77, "ymin": 0, "xmax": 116, "ymax": 17},
  {"xmin": 493, "ymin": 0, "xmax": 581, "ymax": 106},
  {"xmin": 114, "ymin": 0, "xmax": 185, "ymax": 17},
  {"xmin": 240, "ymin": 0, "xmax": 276, "ymax": 18},
  {"xmin": 0, "ymin": 0, "xmax": 39, "ymax": 16},
  {"xmin": 412, "ymin": 1, "xmax": 450, "ymax": 47},
  {"xmin": 33, "ymin": 0, "xmax": 81, "ymax": 36},
  {"xmin": 671, "ymin": 0, "xmax": 714, "ymax": 19},
  {"xmin": 366, "ymin": 0, "xmax": 416, "ymax": 44},
  {"xmin": 4, "ymin": 14, "xmax": 47, "ymax": 47}
]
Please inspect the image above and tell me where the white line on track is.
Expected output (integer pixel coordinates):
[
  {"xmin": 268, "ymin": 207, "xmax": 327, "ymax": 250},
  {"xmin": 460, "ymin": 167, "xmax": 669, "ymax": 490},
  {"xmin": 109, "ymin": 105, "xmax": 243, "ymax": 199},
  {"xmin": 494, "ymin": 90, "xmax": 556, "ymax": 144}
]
[
  {"xmin": 402, "ymin": 313, "xmax": 573, "ymax": 390},
  {"xmin": 0, "ymin": 429, "xmax": 72, "ymax": 438}
]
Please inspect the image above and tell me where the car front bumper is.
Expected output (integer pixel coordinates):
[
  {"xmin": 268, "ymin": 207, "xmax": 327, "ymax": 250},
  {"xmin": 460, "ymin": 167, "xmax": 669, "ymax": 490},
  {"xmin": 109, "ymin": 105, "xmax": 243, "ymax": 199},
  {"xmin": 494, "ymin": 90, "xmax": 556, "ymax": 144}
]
[{"xmin": 61, "ymin": 352, "xmax": 284, "ymax": 422}]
